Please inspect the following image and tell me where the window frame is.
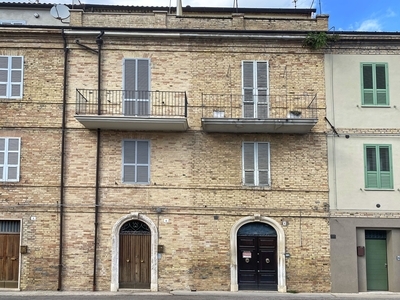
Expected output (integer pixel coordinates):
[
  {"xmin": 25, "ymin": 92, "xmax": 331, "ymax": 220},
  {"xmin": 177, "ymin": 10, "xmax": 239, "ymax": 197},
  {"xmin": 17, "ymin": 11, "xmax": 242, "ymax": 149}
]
[
  {"xmin": 364, "ymin": 144, "xmax": 393, "ymax": 190},
  {"xmin": 0, "ymin": 56, "xmax": 24, "ymax": 99},
  {"xmin": 122, "ymin": 139, "xmax": 150, "ymax": 184},
  {"xmin": 242, "ymin": 141, "xmax": 270, "ymax": 187},
  {"xmin": 360, "ymin": 62, "xmax": 389, "ymax": 106},
  {"xmin": 0, "ymin": 137, "xmax": 21, "ymax": 182}
]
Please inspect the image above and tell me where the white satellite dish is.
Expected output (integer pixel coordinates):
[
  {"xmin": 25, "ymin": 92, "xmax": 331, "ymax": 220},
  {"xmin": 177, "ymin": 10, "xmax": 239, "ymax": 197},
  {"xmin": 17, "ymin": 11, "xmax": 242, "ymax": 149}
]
[{"xmin": 50, "ymin": 4, "xmax": 70, "ymax": 20}]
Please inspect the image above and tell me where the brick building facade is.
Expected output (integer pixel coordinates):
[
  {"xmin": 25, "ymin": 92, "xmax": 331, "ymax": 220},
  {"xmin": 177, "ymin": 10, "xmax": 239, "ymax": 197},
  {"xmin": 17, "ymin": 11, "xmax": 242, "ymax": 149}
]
[{"xmin": 0, "ymin": 3, "xmax": 330, "ymax": 292}]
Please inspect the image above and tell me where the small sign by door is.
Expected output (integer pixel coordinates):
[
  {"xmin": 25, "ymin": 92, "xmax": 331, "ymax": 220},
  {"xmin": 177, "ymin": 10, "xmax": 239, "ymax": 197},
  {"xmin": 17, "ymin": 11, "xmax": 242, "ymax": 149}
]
[{"xmin": 242, "ymin": 251, "xmax": 252, "ymax": 258}]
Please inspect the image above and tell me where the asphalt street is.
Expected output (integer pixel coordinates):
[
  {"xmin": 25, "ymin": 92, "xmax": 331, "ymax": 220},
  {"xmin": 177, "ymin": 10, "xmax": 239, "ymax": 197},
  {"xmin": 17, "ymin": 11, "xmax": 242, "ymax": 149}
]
[{"xmin": 0, "ymin": 291, "xmax": 400, "ymax": 300}]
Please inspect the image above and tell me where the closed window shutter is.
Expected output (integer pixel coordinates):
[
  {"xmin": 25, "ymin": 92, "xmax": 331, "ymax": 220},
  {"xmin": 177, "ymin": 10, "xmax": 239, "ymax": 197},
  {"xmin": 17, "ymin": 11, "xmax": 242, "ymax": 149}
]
[
  {"xmin": 0, "ymin": 138, "xmax": 4, "ymax": 181},
  {"xmin": 362, "ymin": 64, "xmax": 374, "ymax": 105},
  {"xmin": 0, "ymin": 137, "xmax": 20, "ymax": 182},
  {"xmin": 123, "ymin": 141, "xmax": 136, "ymax": 182},
  {"xmin": 0, "ymin": 57, "xmax": 8, "ymax": 97},
  {"xmin": 256, "ymin": 62, "xmax": 269, "ymax": 118},
  {"xmin": 375, "ymin": 64, "xmax": 387, "ymax": 105},
  {"xmin": 379, "ymin": 146, "xmax": 392, "ymax": 189},
  {"xmin": 6, "ymin": 138, "xmax": 20, "ymax": 181},
  {"xmin": 242, "ymin": 61, "xmax": 254, "ymax": 118},
  {"xmin": 365, "ymin": 145, "xmax": 392, "ymax": 189},
  {"xmin": 258, "ymin": 142, "xmax": 269, "ymax": 185},
  {"xmin": 11, "ymin": 57, "xmax": 23, "ymax": 98},
  {"xmin": 365, "ymin": 146, "xmax": 378, "ymax": 188},
  {"xmin": 136, "ymin": 141, "xmax": 149, "ymax": 183},
  {"xmin": 123, "ymin": 59, "xmax": 150, "ymax": 116},
  {"xmin": 243, "ymin": 142, "xmax": 255, "ymax": 185},
  {"xmin": 362, "ymin": 63, "xmax": 388, "ymax": 105},
  {"xmin": 123, "ymin": 140, "xmax": 149, "ymax": 183}
]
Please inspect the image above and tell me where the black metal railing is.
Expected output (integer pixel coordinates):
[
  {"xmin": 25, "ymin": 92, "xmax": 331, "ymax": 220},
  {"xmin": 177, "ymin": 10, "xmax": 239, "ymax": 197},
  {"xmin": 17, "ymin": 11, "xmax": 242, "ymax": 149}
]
[
  {"xmin": 201, "ymin": 93, "xmax": 318, "ymax": 119},
  {"xmin": 76, "ymin": 89, "xmax": 188, "ymax": 117}
]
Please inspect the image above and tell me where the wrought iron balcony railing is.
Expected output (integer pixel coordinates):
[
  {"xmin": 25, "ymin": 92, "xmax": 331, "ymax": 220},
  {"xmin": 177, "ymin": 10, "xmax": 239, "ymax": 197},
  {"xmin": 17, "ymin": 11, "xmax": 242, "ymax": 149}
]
[
  {"xmin": 76, "ymin": 89, "xmax": 188, "ymax": 118},
  {"xmin": 201, "ymin": 93, "xmax": 318, "ymax": 119}
]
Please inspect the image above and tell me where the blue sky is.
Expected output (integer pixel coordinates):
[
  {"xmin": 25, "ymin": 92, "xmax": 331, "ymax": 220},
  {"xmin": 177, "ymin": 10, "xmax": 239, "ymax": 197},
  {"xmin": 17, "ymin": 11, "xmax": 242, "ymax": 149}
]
[{"xmin": 7, "ymin": 0, "xmax": 399, "ymax": 32}]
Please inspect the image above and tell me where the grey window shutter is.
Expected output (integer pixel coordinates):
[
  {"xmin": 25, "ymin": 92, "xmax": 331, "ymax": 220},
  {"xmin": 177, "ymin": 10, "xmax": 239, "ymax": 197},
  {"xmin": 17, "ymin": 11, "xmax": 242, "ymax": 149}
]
[
  {"xmin": 0, "ymin": 138, "xmax": 4, "ymax": 181},
  {"xmin": 136, "ymin": 59, "xmax": 150, "ymax": 115},
  {"xmin": 243, "ymin": 142, "xmax": 255, "ymax": 185},
  {"xmin": 136, "ymin": 141, "xmax": 149, "ymax": 183},
  {"xmin": 123, "ymin": 141, "xmax": 136, "ymax": 182},
  {"xmin": 258, "ymin": 143, "xmax": 269, "ymax": 185},
  {"xmin": 243, "ymin": 61, "xmax": 254, "ymax": 117},
  {"xmin": 11, "ymin": 57, "xmax": 23, "ymax": 98},
  {"xmin": 256, "ymin": 62, "xmax": 269, "ymax": 118},
  {"xmin": 0, "ymin": 57, "xmax": 9, "ymax": 97}
]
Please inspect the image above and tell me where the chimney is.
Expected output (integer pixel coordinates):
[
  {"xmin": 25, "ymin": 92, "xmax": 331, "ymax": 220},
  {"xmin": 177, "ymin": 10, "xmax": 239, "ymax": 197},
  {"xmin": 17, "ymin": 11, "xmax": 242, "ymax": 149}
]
[{"xmin": 176, "ymin": 0, "xmax": 182, "ymax": 16}]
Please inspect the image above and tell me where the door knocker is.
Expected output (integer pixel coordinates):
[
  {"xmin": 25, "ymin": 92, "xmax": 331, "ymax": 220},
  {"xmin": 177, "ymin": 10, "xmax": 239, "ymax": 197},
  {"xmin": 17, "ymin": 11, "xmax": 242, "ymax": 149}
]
[{"xmin": 265, "ymin": 258, "xmax": 270, "ymax": 263}]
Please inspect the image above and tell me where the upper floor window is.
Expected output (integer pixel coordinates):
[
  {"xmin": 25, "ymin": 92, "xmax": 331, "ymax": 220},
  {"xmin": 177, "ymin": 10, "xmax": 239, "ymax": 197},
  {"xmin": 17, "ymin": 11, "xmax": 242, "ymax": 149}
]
[
  {"xmin": 364, "ymin": 144, "xmax": 393, "ymax": 189},
  {"xmin": 0, "ymin": 138, "xmax": 21, "ymax": 182},
  {"xmin": 361, "ymin": 63, "xmax": 389, "ymax": 106},
  {"xmin": 0, "ymin": 56, "xmax": 24, "ymax": 99},
  {"xmin": 123, "ymin": 58, "xmax": 150, "ymax": 116},
  {"xmin": 242, "ymin": 61, "xmax": 269, "ymax": 118},
  {"xmin": 242, "ymin": 142, "xmax": 270, "ymax": 186},
  {"xmin": 122, "ymin": 140, "xmax": 150, "ymax": 184}
]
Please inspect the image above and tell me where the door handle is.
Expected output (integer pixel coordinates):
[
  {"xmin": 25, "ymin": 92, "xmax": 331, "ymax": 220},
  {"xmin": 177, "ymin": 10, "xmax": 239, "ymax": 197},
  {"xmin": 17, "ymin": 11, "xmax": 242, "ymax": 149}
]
[
  {"xmin": 265, "ymin": 258, "xmax": 270, "ymax": 263},
  {"xmin": 126, "ymin": 259, "xmax": 130, "ymax": 263},
  {"xmin": 141, "ymin": 260, "xmax": 144, "ymax": 263},
  {"xmin": 11, "ymin": 257, "xmax": 17, "ymax": 261}
]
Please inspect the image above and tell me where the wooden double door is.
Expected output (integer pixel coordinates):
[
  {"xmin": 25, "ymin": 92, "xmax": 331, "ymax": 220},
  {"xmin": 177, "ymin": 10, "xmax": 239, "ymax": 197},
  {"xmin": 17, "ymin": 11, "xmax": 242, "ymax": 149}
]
[
  {"xmin": 119, "ymin": 220, "xmax": 151, "ymax": 289},
  {"xmin": 238, "ymin": 232, "xmax": 277, "ymax": 290},
  {"xmin": 0, "ymin": 234, "xmax": 20, "ymax": 288}
]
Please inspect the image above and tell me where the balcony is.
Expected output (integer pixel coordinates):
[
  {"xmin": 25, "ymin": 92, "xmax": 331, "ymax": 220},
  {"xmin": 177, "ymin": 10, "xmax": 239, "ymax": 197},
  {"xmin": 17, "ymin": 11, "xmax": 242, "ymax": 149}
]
[
  {"xmin": 75, "ymin": 89, "xmax": 188, "ymax": 131},
  {"xmin": 201, "ymin": 93, "xmax": 318, "ymax": 133}
]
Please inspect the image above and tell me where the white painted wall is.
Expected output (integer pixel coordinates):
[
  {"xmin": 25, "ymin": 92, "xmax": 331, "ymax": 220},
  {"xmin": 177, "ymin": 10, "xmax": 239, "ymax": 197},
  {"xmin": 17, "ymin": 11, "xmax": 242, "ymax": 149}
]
[
  {"xmin": 326, "ymin": 54, "xmax": 400, "ymax": 211},
  {"xmin": 0, "ymin": 8, "xmax": 69, "ymax": 26}
]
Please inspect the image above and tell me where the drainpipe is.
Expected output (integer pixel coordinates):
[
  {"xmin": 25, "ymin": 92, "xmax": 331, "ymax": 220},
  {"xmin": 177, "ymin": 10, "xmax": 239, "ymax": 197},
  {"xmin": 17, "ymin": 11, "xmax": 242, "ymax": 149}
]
[
  {"xmin": 93, "ymin": 30, "xmax": 104, "ymax": 292},
  {"xmin": 58, "ymin": 29, "xmax": 69, "ymax": 291}
]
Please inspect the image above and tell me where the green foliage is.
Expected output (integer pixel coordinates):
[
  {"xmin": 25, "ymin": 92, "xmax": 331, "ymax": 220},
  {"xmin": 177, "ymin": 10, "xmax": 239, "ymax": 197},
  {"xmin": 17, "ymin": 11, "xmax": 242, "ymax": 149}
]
[{"xmin": 303, "ymin": 32, "xmax": 339, "ymax": 50}]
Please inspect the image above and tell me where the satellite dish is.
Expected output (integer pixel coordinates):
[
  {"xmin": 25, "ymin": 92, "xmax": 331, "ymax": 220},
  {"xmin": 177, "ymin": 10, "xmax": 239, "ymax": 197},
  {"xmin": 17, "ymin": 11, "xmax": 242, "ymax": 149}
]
[{"xmin": 50, "ymin": 4, "xmax": 70, "ymax": 20}]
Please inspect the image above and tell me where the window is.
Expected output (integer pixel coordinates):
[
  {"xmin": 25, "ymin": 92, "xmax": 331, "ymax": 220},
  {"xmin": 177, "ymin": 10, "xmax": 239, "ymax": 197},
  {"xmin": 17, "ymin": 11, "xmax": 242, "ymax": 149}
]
[
  {"xmin": 123, "ymin": 58, "xmax": 150, "ymax": 116},
  {"xmin": 243, "ymin": 142, "xmax": 270, "ymax": 186},
  {"xmin": 0, "ymin": 138, "xmax": 21, "ymax": 182},
  {"xmin": 122, "ymin": 140, "xmax": 150, "ymax": 183},
  {"xmin": 242, "ymin": 61, "xmax": 269, "ymax": 118},
  {"xmin": 0, "ymin": 56, "xmax": 24, "ymax": 99},
  {"xmin": 364, "ymin": 145, "xmax": 392, "ymax": 189},
  {"xmin": 361, "ymin": 63, "xmax": 389, "ymax": 106}
]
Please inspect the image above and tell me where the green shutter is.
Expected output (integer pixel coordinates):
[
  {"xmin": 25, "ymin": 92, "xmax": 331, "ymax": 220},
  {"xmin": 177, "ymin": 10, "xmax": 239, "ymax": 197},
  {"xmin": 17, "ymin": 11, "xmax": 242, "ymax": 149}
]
[
  {"xmin": 361, "ymin": 63, "xmax": 388, "ymax": 106},
  {"xmin": 364, "ymin": 145, "xmax": 393, "ymax": 189}
]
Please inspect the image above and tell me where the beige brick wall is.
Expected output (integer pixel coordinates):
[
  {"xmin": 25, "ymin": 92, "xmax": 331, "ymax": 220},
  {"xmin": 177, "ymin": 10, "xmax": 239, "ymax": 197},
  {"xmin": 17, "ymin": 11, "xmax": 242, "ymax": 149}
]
[{"xmin": 0, "ymin": 11, "xmax": 330, "ymax": 293}]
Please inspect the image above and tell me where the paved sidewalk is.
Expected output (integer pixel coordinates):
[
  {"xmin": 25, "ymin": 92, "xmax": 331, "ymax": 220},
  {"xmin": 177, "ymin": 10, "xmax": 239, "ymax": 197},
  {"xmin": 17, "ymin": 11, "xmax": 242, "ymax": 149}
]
[{"xmin": 0, "ymin": 290, "xmax": 399, "ymax": 298}]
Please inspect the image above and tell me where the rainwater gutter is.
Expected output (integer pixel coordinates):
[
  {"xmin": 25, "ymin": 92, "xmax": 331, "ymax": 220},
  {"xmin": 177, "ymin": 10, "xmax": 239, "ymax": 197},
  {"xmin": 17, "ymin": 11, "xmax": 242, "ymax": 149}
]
[
  {"xmin": 57, "ymin": 28, "xmax": 69, "ymax": 291},
  {"xmin": 93, "ymin": 30, "xmax": 104, "ymax": 292}
]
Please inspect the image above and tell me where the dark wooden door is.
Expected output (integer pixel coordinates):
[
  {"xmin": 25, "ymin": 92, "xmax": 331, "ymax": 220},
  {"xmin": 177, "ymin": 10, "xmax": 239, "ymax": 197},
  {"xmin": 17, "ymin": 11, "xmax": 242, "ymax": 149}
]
[
  {"xmin": 119, "ymin": 221, "xmax": 151, "ymax": 289},
  {"xmin": 0, "ymin": 234, "xmax": 20, "ymax": 288},
  {"xmin": 238, "ymin": 236, "xmax": 277, "ymax": 290}
]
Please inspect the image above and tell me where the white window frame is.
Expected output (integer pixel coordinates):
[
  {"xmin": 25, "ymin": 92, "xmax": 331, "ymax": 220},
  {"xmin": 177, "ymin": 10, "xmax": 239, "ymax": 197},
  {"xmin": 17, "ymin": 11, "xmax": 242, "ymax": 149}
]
[
  {"xmin": 242, "ymin": 142, "xmax": 270, "ymax": 186},
  {"xmin": 0, "ymin": 56, "xmax": 24, "ymax": 99},
  {"xmin": 0, "ymin": 137, "xmax": 21, "ymax": 182},
  {"xmin": 122, "ymin": 140, "xmax": 150, "ymax": 184}
]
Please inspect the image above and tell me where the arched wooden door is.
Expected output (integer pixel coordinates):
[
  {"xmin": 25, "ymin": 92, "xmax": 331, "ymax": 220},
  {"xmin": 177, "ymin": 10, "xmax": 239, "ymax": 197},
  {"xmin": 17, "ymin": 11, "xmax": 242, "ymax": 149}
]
[
  {"xmin": 237, "ymin": 222, "xmax": 277, "ymax": 291},
  {"xmin": 119, "ymin": 220, "xmax": 151, "ymax": 289}
]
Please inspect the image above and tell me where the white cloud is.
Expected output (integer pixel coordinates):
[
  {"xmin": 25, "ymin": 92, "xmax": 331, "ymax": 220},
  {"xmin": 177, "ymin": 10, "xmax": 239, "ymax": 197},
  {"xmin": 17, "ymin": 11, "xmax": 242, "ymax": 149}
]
[
  {"xmin": 385, "ymin": 8, "xmax": 397, "ymax": 18},
  {"xmin": 356, "ymin": 19, "xmax": 382, "ymax": 32}
]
